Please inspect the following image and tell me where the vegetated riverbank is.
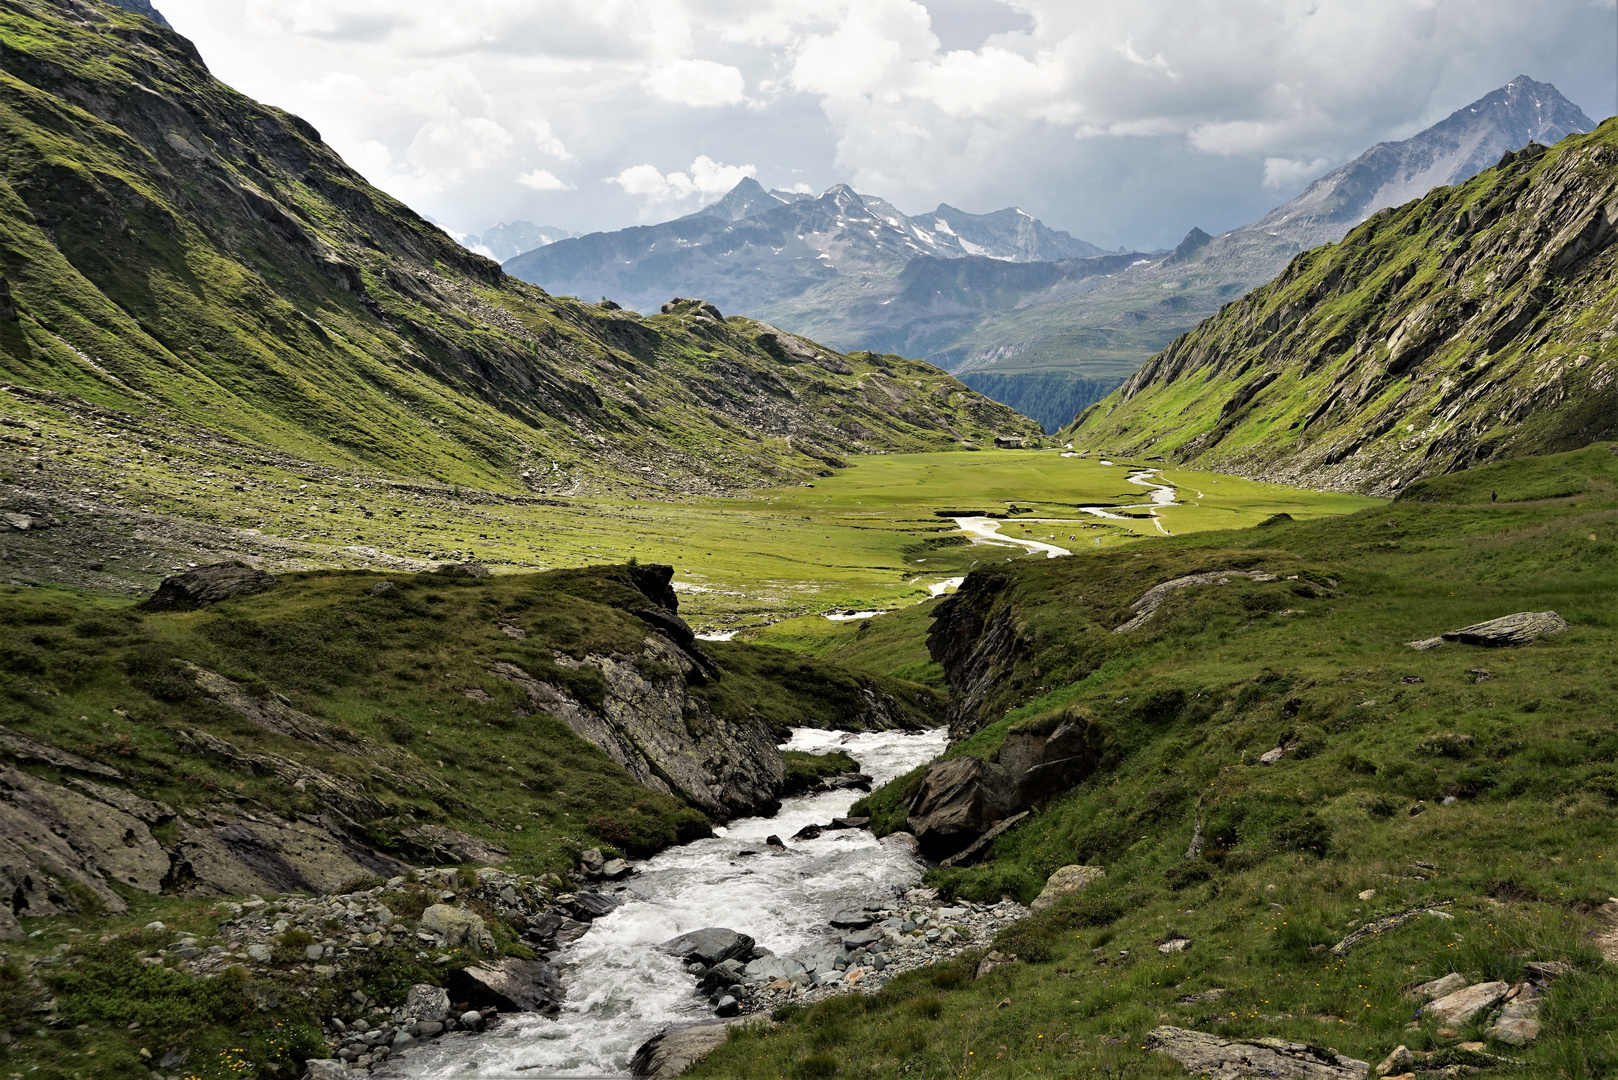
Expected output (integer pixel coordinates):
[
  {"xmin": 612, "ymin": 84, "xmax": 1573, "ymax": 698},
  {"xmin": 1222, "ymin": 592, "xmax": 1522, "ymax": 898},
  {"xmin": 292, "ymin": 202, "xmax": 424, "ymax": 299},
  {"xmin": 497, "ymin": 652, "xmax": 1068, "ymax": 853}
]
[{"xmin": 681, "ymin": 443, "xmax": 1618, "ymax": 1079}]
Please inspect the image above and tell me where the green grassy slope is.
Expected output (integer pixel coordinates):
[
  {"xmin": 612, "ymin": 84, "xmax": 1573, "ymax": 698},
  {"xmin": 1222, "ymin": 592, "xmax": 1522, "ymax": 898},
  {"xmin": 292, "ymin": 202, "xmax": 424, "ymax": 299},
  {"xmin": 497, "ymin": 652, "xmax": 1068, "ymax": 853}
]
[
  {"xmin": 1068, "ymin": 123, "xmax": 1618, "ymax": 497},
  {"xmin": 0, "ymin": 563, "xmax": 938, "ymax": 873},
  {"xmin": 690, "ymin": 444, "xmax": 1618, "ymax": 1079},
  {"xmin": 0, "ymin": 0, "xmax": 1036, "ymax": 499}
]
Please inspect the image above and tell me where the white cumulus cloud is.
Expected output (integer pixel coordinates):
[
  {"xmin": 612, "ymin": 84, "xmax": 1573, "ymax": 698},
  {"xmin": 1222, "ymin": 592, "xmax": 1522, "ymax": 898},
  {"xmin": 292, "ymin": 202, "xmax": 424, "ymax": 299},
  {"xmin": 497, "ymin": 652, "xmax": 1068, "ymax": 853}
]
[
  {"xmin": 1262, "ymin": 156, "xmax": 1331, "ymax": 190},
  {"xmin": 161, "ymin": 0, "xmax": 1618, "ymax": 249},
  {"xmin": 644, "ymin": 59, "xmax": 748, "ymax": 107},
  {"xmin": 517, "ymin": 169, "xmax": 574, "ymax": 191},
  {"xmin": 609, "ymin": 155, "xmax": 757, "ymax": 212}
]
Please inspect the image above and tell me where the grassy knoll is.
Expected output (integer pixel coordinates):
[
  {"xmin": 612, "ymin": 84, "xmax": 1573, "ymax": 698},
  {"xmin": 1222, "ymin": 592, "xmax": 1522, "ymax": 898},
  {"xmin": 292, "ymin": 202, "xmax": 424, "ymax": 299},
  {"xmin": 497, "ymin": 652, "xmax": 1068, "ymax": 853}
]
[
  {"xmin": 686, "ymin": 443, "xmax": 1618, "ymax": 1079},
  {"xmin": 738, "ymin": 602, "xmax": 949, "ymax": 689}
]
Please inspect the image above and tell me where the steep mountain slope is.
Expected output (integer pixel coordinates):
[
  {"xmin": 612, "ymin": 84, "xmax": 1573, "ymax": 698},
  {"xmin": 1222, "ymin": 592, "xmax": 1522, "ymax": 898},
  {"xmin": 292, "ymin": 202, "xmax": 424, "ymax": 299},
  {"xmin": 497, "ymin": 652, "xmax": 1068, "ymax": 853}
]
[
  {"xmin": 0, "ymin": 0, "xmax": 1034, "ymax": 505},
  {"xmin": 503, "ymin": 179, "xmax": 1106, "ymax": 318},
  {"xmin": 1068, "ymin": 119, "xmax": 1618, "ymax": 494},
  {"xmin": 830, "ymin": 79, "xmax": 1597, "ymax": 426}
]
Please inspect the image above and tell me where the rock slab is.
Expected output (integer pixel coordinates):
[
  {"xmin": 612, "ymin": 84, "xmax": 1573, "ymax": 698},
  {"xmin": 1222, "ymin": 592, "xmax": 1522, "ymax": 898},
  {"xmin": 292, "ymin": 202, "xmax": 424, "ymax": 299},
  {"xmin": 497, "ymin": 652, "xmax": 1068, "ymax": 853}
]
[
  {"xmin": 658, "ymin": 927, "xmax": 756, "ymax": 966},
  {"xmin": 1029, "ymin": 864, "xmax": 1105, "ymax": 915},
  {"xmin": 1144, "ymin": 1026, "xmax": 1370, "ymax": 1079},
  {"xmin": 1409, "ymin": 610, "xmax": 1569, "ymax": 650},
  {"xmin": 1424, "ymin": 980, "xmax": 1509, "ymax": 1025},
  {"xmin": 1407, "ymin": 973, "xmax": 1468, "ymax": 1002},
  {"xmin": 631, "ymin": 1017, "xmax": 772, "ymax": 1080},
  {"xmin": 1443, "ymin": 611, "xmax": 1568, "ymax": 647},
  {"xmin": 445, "ymin": 957, "xmax": 565, "ymax": 1016}
]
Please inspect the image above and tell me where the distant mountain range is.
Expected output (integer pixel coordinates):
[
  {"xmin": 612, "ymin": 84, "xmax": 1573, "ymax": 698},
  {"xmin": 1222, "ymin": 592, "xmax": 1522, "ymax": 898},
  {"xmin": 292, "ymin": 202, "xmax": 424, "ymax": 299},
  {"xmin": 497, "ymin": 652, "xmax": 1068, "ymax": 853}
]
[
  {"xmin": 465, "ymin": 221, "xmax": 579, "ymax": 262},
  {"xmin": 504, "ymin": 179, "xmax": 1112, "ymax": 315},
  {"xmin": 502, "ymin": 77, "xmax": 1595, "ymax": 432}
]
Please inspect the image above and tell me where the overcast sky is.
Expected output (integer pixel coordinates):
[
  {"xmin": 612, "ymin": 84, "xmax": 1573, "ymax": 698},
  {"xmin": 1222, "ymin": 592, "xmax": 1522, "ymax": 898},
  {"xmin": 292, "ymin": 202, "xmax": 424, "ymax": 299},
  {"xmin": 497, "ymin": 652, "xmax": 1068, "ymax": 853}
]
[{"xmin": 157, "ymin": 0, "xmax": 1617, "ymax": 251}]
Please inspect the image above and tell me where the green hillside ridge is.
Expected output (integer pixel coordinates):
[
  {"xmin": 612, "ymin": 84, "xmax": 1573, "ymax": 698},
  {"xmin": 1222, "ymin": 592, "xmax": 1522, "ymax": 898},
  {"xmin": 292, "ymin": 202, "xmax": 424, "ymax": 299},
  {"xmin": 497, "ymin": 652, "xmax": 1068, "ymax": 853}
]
[
  {"xmin": 0, "ymin": 561, "xmax": 937, "ymax": 869},
  {"xmin": 687, "ymin": 443, "xmax": 1618, "ymax": 1079},
  {"xmin": 0, "ymin": 0, "xmax": 1035, "ymax": 502},
  {"xmin": 1067, "ymin": 121, "xmax": 1618, "ymax": 495}
]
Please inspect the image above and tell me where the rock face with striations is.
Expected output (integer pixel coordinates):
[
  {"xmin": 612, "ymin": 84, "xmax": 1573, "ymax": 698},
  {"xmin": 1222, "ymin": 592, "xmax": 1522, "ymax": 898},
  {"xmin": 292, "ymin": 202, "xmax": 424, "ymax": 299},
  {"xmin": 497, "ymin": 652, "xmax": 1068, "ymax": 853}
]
[
  {"xmin": 906, "ymin": 708, "xmax": 1099, "ymax": 861},
  {"xmin": 0, "ymin": 762, "xmax": 407, "ymax": 938},
  {"xmin": 489, "ymin": 564, "xmax": 783, "ymax": 821}
]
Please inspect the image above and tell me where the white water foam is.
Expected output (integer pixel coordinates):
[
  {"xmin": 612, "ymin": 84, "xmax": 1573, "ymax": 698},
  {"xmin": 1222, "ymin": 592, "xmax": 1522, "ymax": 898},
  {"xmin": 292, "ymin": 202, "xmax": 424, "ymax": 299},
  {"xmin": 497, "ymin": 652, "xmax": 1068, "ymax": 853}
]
[{"xmin": 398, "ymin": 727, "xmax": 946, "ymax": 1079}]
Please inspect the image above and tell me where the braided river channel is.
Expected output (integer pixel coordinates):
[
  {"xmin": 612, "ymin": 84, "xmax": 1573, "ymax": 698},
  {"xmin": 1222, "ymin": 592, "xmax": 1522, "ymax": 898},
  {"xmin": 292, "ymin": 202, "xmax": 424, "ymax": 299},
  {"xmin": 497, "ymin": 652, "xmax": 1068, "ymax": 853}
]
[{"xmin": 396, "ymin": 726, "xmax": 948, "ymax": 1079}]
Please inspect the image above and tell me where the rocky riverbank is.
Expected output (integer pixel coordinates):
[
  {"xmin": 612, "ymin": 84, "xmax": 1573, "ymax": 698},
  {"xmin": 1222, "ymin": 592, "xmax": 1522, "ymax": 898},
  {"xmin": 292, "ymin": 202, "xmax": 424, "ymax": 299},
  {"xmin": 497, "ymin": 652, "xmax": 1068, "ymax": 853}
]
[{"xmin": 662, "ymin": 887, "xmax": 1030, "ymax": 1020}]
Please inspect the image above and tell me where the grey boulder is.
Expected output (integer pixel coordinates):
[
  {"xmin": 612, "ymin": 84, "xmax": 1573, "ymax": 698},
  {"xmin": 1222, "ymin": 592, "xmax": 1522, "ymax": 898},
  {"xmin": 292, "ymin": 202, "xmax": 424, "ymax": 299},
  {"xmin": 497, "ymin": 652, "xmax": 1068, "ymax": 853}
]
[
  {"xmin": 569, "ymin": 891, "xmax": 622, "ymax": 918},
  {"xmin": 445, "ymin": 957, "xmax": 565, "ymax": 1016},
  {"xmin": 419, "ymin": 904, "xmax": 493, "ymax": 951},
  {"xmin": 140, "ymin": 561, "xmax": 276, "ymax": 611},
  {"xmin": 659, "ymin": 927, "xmax": 756, "ymax": 967},
  {"xmin": 405, "ymin": 984, "xmax": 450, "ymax": 1023}
]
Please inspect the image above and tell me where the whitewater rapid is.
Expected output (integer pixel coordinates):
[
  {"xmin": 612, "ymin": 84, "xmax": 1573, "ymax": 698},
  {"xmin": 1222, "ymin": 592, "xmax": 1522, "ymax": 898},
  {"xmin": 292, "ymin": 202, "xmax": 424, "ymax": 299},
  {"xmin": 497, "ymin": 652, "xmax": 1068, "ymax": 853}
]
[{"xmin": 396, "ymin": 726, "xmax": 947, "ymax": 1079}]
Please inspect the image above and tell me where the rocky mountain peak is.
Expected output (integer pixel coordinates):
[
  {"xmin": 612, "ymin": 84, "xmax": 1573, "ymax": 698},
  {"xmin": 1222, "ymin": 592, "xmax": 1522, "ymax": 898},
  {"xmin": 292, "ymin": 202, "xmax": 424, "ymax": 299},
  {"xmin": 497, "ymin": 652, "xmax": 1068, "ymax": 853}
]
[
  {"xmin": 506, "ymin": 180, "xmax": 1106, "ymax": 317},
  {"xmin": 1165, "ymin": 227, "xmax": 1212, "ymax": 264},
  {"xmin": 1256, "ymin": 76, "xmax": 1596, "ymax": 242},
  {"xmin": 106, "ymin": 0, "xmax": 169, "ymax": 27},
  {"xmin": 691, "ymin": 177, "xmax": 786, "ymax": 223}
]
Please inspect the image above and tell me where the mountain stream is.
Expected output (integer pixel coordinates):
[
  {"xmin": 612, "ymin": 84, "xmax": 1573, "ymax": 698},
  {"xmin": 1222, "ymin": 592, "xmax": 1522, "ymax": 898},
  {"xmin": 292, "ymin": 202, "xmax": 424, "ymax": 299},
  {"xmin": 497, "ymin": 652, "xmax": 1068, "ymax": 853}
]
[{"xmin": 397, "ymin": 726, "xmax": 948, "ymax": 1079}]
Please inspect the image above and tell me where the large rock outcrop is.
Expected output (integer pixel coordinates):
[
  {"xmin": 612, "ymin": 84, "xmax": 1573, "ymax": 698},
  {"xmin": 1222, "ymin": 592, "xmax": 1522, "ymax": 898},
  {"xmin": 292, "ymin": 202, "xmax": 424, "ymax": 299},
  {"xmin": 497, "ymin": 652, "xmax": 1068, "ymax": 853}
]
[
  {"xmin": 486, "ymin": 565, "xmax": 783, "ymax": 821},
  {"xmin": 906, "ymin": 708, "xmax": 1100, "ymax": 860},
  {"xmin": 0, "ymin": 762, "xmax": 406, "ymax": 937},
  {"xmin": 490, "ymin": 634, "xmax": 782, "ymax": 821},
  {"xmin": 927, "ymin": 569, "xmax": 1021, "ymax": 741}
]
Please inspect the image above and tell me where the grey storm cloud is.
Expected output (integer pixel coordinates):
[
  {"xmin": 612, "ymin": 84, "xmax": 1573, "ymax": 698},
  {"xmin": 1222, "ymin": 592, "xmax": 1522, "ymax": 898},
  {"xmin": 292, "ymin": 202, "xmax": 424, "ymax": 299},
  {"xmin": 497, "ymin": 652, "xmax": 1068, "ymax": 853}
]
[{"xmin": 159, "ymin": 0, "xmax": 1616, "ymax": 250}]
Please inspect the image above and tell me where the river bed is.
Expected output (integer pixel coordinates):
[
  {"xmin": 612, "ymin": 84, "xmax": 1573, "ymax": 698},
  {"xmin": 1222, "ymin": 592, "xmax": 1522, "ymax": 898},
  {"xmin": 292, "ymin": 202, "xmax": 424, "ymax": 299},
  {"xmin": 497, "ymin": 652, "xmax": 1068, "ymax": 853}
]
[{"xmin": 396, "ymin": 726, "xmax": 947, "ymax": 1079}]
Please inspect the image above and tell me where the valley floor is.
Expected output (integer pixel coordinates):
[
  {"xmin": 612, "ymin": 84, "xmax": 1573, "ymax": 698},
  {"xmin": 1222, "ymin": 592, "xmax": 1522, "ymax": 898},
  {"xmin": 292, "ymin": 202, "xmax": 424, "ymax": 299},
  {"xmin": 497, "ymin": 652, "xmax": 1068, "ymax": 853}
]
[{"xmin": 0, "ymin": 388, "xmax": 1377, "ymax": 632}]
